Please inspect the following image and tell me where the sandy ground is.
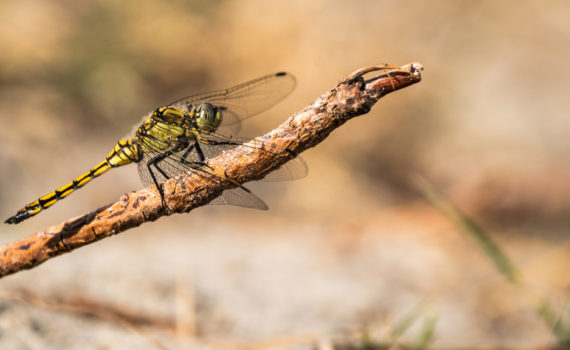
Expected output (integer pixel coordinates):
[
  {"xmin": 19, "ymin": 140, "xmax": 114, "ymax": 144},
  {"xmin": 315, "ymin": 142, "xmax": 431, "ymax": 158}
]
[{"xmin": 1, "ymin": 200, "xmax": 567, "ymax": 349}]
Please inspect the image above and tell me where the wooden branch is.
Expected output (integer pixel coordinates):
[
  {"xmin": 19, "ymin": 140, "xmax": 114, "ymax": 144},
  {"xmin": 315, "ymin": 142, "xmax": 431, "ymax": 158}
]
[{"xmin": 0, "ymin": 63, "xmax": 423, "ymax": 277}]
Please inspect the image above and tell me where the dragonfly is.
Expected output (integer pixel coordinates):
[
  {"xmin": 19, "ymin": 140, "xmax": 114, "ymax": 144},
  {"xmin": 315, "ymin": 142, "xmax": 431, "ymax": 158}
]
[{"xmin": 5, "ymin": 72, "xmax": 307, "ymax": 224}]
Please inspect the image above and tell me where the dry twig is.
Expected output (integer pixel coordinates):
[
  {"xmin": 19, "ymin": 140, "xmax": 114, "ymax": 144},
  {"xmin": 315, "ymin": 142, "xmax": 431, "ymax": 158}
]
[{"xmin": 0, "ymin": 63, "xmax": 423, "ymax": 277}]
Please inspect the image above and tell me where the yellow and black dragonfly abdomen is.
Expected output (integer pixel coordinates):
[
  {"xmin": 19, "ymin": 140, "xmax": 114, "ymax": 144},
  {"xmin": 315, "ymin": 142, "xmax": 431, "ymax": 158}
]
[{"xmin": 4, "ymin": 140, "xmax": 141, "ymax": 224}]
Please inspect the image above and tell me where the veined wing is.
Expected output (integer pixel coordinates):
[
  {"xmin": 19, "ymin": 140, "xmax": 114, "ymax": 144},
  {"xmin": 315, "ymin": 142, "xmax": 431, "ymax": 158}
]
[
  {"xmin": 196, "ymin": 131, "xmax": 308, "ymax": 181},
  {"xmin": 137, "ymin": 131, "xmax": 307, "ymax": 188},
  {"xmin": 136, "ymin": 139, "xmax": 268, "ymax": 210},
  {"xmin": 136, "ymin": 132, "xmax": 307, "ymax": 210},
  {"xmin": 167, "ymin": 72, "xmax": 295, "ymax": 135}
]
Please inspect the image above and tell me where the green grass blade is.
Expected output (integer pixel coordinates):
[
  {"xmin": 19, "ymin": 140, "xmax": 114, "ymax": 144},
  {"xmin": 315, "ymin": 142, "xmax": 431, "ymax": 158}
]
[
  {"xmin": 556, "ymin": 297, "xmax": 570, "ymax": 345},
  {"xmin": 538, "ymin": 296, "xmax": 570, "ymax": 346},
  {"xmin": 390, "ymin": 300, "xmax": 428, "ymax": 340},
  {"xmin": 413, "ymin": 312, "xmax": 438, "ymax": 350},
  {"xmin": 411, "ymin": 175, "xmax": 521, "ymax": 284}
]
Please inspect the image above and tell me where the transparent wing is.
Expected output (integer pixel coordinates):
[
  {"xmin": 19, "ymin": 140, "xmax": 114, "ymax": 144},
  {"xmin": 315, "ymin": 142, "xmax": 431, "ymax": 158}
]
[
  {"xmin": 263, "ymin": 156, "xmax": 308, "ymax": 181},
  {"xmin": 209, "ymin": 186, "xmax": 268, "ymax": 210},
  {"xmin": 167, "ymin": 72, "xmax": 296, "ymax": 135},
  {"xmin": 138, "ymin": 134, "xmax": 307, "ymax": 185},
  {"xmin": 198, "ymin": 132, "xmax": 308, "ymax": 181},
  {"xmin": 137, "ymin": 138, "xmax": 268, "ymax": 210},
  {"xmin": 136, "ymin": 125, "xmax": 307, "ymax": 211}
]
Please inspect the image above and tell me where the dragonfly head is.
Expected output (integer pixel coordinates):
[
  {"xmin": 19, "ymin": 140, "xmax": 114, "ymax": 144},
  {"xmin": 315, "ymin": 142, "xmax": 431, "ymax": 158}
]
[{"xmin": 196, "ymin": 103, "xmax": 222, "ymax": 133}]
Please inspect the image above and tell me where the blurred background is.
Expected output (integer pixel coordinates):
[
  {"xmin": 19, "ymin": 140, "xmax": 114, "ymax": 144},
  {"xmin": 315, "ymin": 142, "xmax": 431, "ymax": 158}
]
[{"xmin": 0, "ymin": 0, "xmax": 569, "ymax": 349}]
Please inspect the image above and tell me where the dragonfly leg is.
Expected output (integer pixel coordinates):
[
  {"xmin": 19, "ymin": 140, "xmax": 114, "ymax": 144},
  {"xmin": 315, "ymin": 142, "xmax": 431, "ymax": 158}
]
[
  {"xmin": 285, "ymin": 148, "xmax": 298, "ymax": 157},
  {"xmin": 189, "ymin": 143, "xmax": 214, "ymax": 170},
  {"xmin": 153, "ymin": 161, "xmax": 170, "ymax": 180},
  {"xmin": 146, "ymin": 150, "xmax": 174, "ymax": 211},
  {"xmin": 194, "ymin": 141, "xmax": 261, "ymax": 194},
  {"xmin": 180, "ymin": 143, "xmax": 200, "ymax": 166},
  {"xmin": 194, "ymin": 143, "xmax": 206, "ymax": 163},
  {"xmin": 202, "ymin": 139, "xmax": 241, "ymax": 147}
]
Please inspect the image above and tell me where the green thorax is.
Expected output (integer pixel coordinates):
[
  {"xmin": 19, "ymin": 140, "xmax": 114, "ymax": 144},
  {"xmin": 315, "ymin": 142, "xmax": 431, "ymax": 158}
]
[{"xmin": 136, "ymin": 107, "xmax": 194, "ymax": 153}]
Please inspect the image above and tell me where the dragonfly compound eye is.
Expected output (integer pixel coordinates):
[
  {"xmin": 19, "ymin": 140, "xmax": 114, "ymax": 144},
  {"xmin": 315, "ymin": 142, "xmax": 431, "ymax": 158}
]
[{"xmin": 196, "ymin": 103, "xmax": 222, "ymax": 133}]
